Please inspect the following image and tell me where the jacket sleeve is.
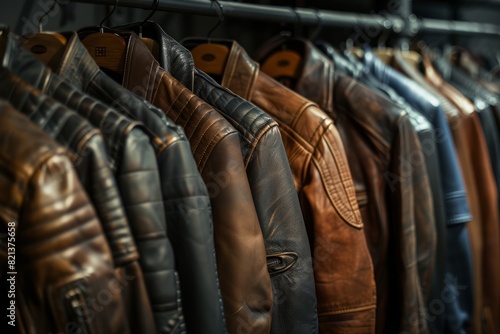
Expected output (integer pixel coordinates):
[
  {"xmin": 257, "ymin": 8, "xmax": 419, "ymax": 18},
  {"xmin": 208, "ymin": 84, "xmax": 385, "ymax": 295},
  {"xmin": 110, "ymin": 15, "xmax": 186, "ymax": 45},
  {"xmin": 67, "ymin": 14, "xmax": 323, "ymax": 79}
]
[
  {"xmin": 160, "ymin": 137, "xmax": 227, "ymax": 334},
  {"xmin": 202, "ymin": 132, "xmax": 273, "ymax": 334},
  {"xmin": 300, "ymin": 120, "xmax": 377, "ymax": 334},
  {"xmin": 248, "ymin": 126, "xmax": 318, "ymax": 334},
  {"xmin": 117, "ymin": 128, "xmax": 181, "ymax": 333},
  {"xmin": 387, "ymin": 115, "xmax": 435, "ymax": 334}
]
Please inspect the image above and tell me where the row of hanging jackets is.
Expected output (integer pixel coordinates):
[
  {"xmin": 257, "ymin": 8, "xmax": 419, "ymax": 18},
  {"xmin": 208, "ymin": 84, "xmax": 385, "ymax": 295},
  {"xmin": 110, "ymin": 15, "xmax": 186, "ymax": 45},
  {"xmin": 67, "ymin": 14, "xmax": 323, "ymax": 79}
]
[{"xmin": 0, "ymin": 19, "xmax": 500, "ymax": 334}]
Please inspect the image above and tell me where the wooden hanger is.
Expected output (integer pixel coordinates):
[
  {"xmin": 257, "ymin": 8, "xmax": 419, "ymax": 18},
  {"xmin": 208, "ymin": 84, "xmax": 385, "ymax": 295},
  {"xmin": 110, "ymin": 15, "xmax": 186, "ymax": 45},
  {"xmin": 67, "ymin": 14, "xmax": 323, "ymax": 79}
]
[
  {"xmin": 190, "ymin": 0, "xmax": 228, "ymax": 76},
  {"xmin": 21, "ymin": 0, "xmax": 67, "ymax": 66},
  {"xmin": 261, "ymin": 49, "xmax": 302, "ymax": 80},
  {"xmin": 81, "ymin": 0, "xmax": 126, "ymax": 74},
  {"xmin": 191, "ymin": 43, "xmax": 229, "ymax": 76},
  {"xmin": 22, "ymin": 32, "xmax": 67, "ymax": 65}
]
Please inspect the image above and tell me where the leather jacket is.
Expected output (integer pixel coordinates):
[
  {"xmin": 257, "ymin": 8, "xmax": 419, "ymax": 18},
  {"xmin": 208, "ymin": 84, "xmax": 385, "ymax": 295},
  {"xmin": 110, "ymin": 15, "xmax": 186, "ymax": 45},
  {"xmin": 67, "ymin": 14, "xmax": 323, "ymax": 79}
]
[
  {"xmin": 118, "ymin": 32, "xmax": 273, "ymax": 334},
  {"xmin": 194, "ymin": 68, "xmax": 318, "ymax": 334},
  {"xmin": 193, "ymin": 39, "xmax": 376, "ymax": 334},
  {"xmin": 336, "ymin": 46, "xmax": 450, "ymax": 334},
  {"xmin": 55, "ymin": 31, "xmax": 225, "ymax": 334},
  {"xmin": 317, "ymin": 41, "xmax": 449, "ymax": 334},
  {"xmin": 255, "ymin": 37, "xmax": 436, "ymax": 334},
  {"xmin": 118, "ymin": 26, "xmax": 320, "ymax": 332},
  {"xmin": 432, "ymin": 55, "xmax": 500, "ymax": 201},
  {"xmin": 0, "ymin": 66, "xmax": 139, "ymax": 266},
  {"xmin": 0, "ymin": 100, "xmax": 129, "ymax": 333},
  {"xmin": 116, "ymin": 22, "xmax": 319, "ymax": 333},
  {"xmin": 114, "ymin": 28, "xmax": 318, "ymax": 332},
  {"xmin": 362, "ymin": 48, "xmax": 476, "ymax": 333},
  {"xmin": 3, "ymin": 33, "xmax": 166, "ymax": 333},
  {"xmin": 422, "ymin": 55, "xmax": 500, "ymax": 334}
]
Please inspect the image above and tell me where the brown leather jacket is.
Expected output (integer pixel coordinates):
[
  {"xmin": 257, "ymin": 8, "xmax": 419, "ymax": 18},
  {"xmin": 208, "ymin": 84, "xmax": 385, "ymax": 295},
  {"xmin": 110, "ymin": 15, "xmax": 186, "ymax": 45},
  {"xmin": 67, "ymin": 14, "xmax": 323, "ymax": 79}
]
[
  {"xmin": 204, "ymin": 40, "xmax": 377, "ymax": 333},
  {"xmin": 0, "ymin": 100, "xmax": 129, "ymax": 333},
  {"xmin": 120, "ymin": 33, "xmax": 272, "ymax": 333},
  {"xmin": 422, "ymin": 55, "xmax": 500, "ymax": 334},
  {"xmin": 255, "ymin": 39, "xmax": 435, "ymax": 334}
]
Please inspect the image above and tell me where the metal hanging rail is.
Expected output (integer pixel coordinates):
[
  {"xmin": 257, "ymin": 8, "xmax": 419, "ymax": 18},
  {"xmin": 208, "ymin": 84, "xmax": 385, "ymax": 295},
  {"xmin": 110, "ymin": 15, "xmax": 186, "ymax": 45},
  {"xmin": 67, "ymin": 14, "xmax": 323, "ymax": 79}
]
[{"xmin": 73, "ymin": 0, "xmax": 500, "ymax": 38}]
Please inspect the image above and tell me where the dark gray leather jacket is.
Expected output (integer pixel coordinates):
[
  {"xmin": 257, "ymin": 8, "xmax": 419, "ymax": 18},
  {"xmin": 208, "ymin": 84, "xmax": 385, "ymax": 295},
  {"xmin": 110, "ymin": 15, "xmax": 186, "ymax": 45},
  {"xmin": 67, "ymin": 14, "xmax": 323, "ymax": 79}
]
[{"xmin": 2, "ymin": 33, "xmax": 177, "ymax": 333}]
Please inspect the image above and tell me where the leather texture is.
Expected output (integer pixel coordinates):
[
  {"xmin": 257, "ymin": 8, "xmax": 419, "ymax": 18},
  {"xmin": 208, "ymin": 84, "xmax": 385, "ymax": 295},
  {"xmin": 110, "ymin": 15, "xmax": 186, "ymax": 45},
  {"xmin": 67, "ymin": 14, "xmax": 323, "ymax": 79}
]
[
  {"xmin": 203, "ymin": 39, "xmax": 377, "ymax": 334},
  {"xmin": 422, "ymin": 55, "xmax": 500, "ymax": 334},
  {"xmin": 119, "ymin": 32, "xmax": 273, "ymax": 334},
  {"xmin": 193, "ymin": 68, "xmax": 319, "ymax": 334},
  {"xmin": 362, "ymin": 48, "xmax": 477, "ymax": 333},
  {"xmin": 2, "ymin": 33, "xmax": 165, "ymax": 333},
  {"xmin": 255, "ymin": 37, "xmax": 436, "ymax": 334},
  {"xmin": 113, "ymin": 21, "xmax": 195, "ymax": 91},
  {"xmin": 317, "ymin": 41, "xmax": 448, "ymax": 334},
  {"xmin": 432, "ymin": 54, "xmax": 500, "ymax": 213},
  {"xmin": 135, "ymin": 25, "xmax": 318, "ymax": 334},
  {"xmin": 58, "ymin": 31, "xmax": 225, "ymax": 334},
  {"xmin": 0, "ymin": 67, "xmax": 137, "ymax": 269},
  {"xmin": 362, "ymin": 47, "xmax": 471, "ymax": 225},
  {"xmin": 0, "ymin": 100, "xmax": 129, "ymax": 334}
]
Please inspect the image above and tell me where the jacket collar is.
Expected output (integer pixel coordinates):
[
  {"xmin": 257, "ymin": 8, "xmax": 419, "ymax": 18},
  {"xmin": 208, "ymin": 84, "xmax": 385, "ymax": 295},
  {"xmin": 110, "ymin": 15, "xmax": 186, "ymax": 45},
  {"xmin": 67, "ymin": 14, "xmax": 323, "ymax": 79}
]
[
  {"xmin": 254, "ymin": 36, "xmax": 335, "ymax": 113},
  {"xmin": 220, "ymin": 40, "xmax": 260, "ymax": 100},
  {"xmin": 392, "ymin": 49, "xmax": 427, "ymax": 87},
  {"xmin": 56, "ymin": 31, "xmax": 100, "ymax": 91},
  {"xmin": 119, "ymin": 31, "xmax": 162, "ymax": 102},
  {"xmin": 112, "ymin": 21, "xmax": 195, "ymax": 91}
]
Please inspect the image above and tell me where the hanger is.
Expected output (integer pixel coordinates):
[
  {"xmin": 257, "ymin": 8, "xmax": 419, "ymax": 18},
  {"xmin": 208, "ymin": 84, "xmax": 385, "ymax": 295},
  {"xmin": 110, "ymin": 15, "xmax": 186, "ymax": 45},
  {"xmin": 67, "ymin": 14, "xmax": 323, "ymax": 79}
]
[
  {"xmin": 190, "ymin": 0, "xmax": 229, "ymax": 76},
  {"xmin": 138, "ymin": 0, "xmax": 160, "ymax": 60},
  {"xmin": 260, "ymin": 7, "xmax": 302, "ymax": 80},
  {"xmin": 81, "ymin": 0, "xmax": 126, "ymax": 74},
  {"xmin": 308, "ymin": 8, "xmax": 323, "ymax": 41},
  {"xmin": 21, "ymin": 0, "xmax": 67, "ymax": 65},
  {"xmin": 0, "ymin": 25, "xmax": 8, "ymax": 61}
]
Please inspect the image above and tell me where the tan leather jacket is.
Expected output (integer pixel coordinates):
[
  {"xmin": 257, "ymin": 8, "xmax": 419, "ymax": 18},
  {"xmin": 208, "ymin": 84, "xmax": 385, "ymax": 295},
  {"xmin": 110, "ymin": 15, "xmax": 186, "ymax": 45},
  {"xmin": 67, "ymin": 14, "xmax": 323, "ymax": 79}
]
[
  {"xmin": 120, "ymin": 33, "xmax": 272, "ymax": 333},
  {"xmin": 207, "ymin": 40, "xmax": 376, "ymax": 333}
]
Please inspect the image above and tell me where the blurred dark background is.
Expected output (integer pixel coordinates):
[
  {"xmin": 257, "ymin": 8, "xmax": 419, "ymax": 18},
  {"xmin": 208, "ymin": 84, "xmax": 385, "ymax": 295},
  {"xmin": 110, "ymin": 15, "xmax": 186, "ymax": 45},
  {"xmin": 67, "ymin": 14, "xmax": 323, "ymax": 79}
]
[{"xmin": 1, "ymin": 0, "xmax": 499, "ymax": 68}]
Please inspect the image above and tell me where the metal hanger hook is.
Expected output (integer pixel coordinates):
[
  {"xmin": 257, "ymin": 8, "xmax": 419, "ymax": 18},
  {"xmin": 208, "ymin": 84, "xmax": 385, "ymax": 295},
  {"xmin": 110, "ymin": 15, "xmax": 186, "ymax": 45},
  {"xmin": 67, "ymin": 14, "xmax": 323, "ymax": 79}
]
[
  {"xmin": 38, "ymin": 0, "xmax": 60, "ymax": 32},
  {"xmin": 139, "ymin": 0, "xmax": 159, "ymax": 38},
  {"xmin": 207, "ymin": 0, "xmax": 224, "ymax": 43},
  {"xmin": 99, "ymin": 0, "xmax": 119, "ymax": 33},
  {"xmin": 290, "ymin": 6, "xmax": 301, "ymax": 36},
  {"xmin": 308, "ymin": 8, "xmax": 323, "ymax": 40}
]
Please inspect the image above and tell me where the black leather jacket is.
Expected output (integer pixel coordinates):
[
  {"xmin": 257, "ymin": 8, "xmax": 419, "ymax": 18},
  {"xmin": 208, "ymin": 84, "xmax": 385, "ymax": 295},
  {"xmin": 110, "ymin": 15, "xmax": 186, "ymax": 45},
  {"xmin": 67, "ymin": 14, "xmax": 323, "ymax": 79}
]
[
  {"xmin": 2, "ymin": 33, "xmax": 176, "ymax": 333},
  {"xmin": 60, "ymin": 31, "xmax": 226, "ymax": 334},
  {"xmin": 0, "ymin": 100, "xmax": 129, "ymax": 334}
]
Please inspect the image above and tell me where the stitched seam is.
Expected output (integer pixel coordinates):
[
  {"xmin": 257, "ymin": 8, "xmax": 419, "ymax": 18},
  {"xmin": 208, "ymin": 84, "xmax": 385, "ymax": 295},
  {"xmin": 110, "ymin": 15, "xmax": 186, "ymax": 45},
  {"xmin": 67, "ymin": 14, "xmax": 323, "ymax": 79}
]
[{"xmin": 318, "ymin": 303, "xmax": 376, "ymax": 316}]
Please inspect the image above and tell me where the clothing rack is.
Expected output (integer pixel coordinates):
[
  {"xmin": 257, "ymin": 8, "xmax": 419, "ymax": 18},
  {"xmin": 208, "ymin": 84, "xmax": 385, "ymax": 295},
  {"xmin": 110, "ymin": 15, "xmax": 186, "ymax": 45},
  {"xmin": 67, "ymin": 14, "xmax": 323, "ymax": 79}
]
[{"xmin": 73, "ymin": 0, "xmax": 500, "ymax": 39}]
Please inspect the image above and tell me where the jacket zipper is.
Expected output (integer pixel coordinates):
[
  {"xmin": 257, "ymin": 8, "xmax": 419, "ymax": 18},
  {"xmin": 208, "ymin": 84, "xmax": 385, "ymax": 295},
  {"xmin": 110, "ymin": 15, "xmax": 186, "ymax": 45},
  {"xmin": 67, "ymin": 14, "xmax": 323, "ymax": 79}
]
[{"xmin": 64, "ymin": 286, "xmax": 90, "ymax": 334}]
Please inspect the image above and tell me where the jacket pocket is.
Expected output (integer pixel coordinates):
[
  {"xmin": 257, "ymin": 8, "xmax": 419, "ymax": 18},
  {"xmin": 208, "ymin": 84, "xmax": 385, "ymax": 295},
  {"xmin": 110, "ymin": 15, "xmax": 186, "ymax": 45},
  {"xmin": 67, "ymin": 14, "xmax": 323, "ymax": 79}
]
[
  {"xmin": 266, "ymin": 252, "xmax": 298, "ymax": 277},
  {"xmin": 47, "ymin": 276, "xmax": 95, "ymax": 334}
]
